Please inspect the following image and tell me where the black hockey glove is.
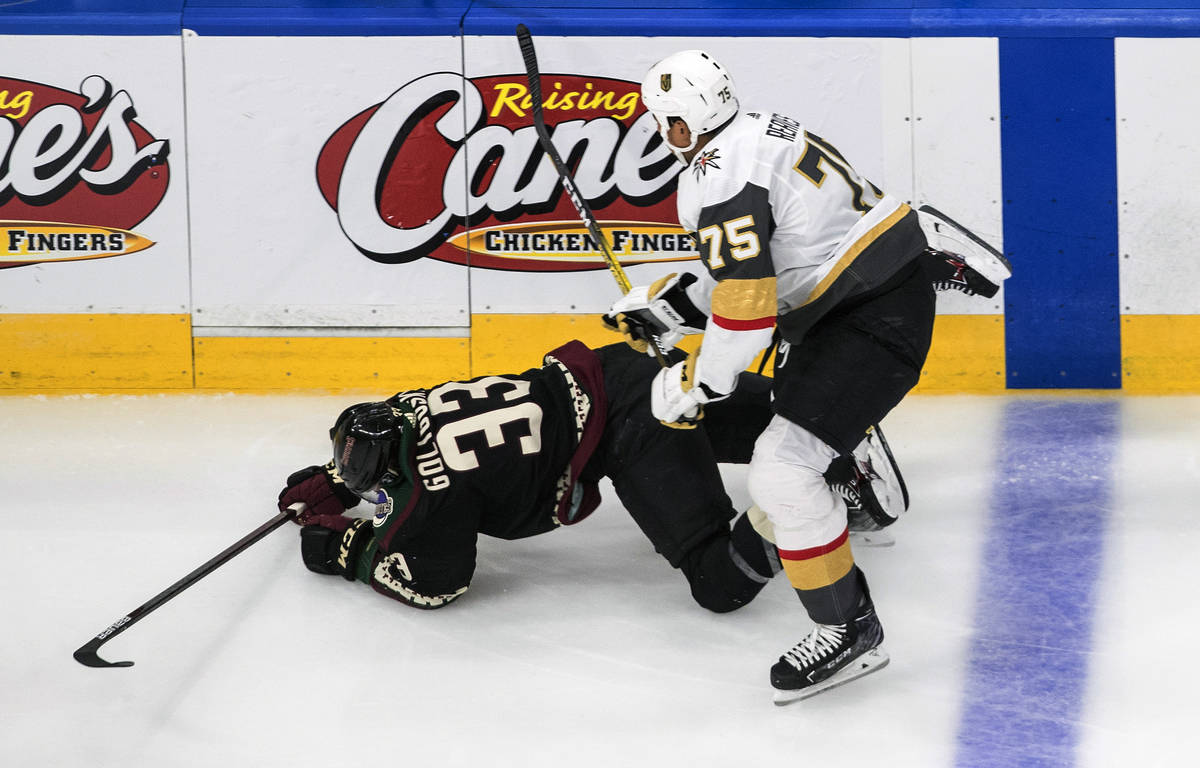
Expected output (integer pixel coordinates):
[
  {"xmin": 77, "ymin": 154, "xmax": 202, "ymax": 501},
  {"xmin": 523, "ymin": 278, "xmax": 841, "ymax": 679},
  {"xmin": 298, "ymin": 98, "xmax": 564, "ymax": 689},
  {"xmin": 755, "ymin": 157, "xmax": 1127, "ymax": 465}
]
[{"xmin": 300, "ymin": 518, "xmax": 374, "ymax": 580}]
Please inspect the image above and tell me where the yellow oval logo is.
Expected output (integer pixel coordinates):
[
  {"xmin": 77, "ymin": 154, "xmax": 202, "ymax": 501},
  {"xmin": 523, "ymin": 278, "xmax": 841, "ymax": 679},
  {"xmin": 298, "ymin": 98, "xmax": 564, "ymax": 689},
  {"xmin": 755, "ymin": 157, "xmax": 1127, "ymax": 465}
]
[
  {"xmin": 1, "ymin": 221, "xmax": 155, "ymax": 269},
  {"xmin": 446, "ymin": 220, "xmax": 696, "ymax": 271}
]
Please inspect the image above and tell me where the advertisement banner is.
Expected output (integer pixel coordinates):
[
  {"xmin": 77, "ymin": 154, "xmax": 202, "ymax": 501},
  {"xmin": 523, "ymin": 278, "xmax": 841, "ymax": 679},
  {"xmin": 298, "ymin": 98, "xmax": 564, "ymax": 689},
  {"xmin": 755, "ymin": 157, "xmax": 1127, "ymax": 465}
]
[
  {"xmin": 0, "ymin": 35, "xmax": 188, "ymax": 313},
  {"xmin": 182, "ymin": 34, "xmax": 1002, "ymax": 329},
  {"xmin": 185, "ymin": 35, "xmax": 922, "ymax": 325},
  {"xmin": 316, "ymin": 71, "xmax": 688, "ymax": 273}
]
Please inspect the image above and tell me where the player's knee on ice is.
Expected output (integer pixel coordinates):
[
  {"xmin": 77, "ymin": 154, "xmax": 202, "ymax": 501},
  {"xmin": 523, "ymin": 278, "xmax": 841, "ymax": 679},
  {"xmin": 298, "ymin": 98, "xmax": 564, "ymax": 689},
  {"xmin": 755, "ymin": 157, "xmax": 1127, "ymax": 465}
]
[{"xmin": 678, "ymin": 513, "xmax": 779, "ymax": 613}]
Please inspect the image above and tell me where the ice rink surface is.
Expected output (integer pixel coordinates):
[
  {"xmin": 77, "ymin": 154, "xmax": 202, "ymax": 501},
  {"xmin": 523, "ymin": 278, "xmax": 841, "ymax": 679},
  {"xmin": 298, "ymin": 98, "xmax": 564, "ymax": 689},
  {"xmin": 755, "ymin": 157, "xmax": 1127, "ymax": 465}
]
[{"xmin": 3, "ymin": 391, "xmax": 1199, "ymax": 767}]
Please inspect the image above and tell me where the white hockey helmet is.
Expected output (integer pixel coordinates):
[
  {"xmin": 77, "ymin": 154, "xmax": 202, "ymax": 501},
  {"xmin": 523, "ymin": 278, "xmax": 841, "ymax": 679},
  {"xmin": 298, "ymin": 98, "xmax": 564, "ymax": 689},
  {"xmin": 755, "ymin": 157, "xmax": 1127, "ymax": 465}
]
[{"xmin": 641, "ymin": 50, "xmax": 739, "ymax": 161}]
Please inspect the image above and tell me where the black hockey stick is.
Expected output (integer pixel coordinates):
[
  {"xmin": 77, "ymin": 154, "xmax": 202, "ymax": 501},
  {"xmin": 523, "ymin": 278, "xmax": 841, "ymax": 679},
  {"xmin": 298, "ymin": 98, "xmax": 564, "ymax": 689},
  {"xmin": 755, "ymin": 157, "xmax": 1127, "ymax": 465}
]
[
  {"xmin": 868, "ymin": 423, "xmax": 908, "ymax": 509},
  {"xmin": 516, "ymin": 23, "xmax": 632, "ymax": 295},
  {"xmin": 514, "ymin": 24, "xmax": 674, "ymax": 368},
  {"xmin": 73, "ymin": 504, "xmax": 301, "ymax": 668}
]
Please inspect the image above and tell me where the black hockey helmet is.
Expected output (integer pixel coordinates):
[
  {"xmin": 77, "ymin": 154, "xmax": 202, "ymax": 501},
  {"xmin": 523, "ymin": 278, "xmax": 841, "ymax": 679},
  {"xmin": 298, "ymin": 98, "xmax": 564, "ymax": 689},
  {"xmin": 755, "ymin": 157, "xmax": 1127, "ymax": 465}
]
[{"xmin": 330, "ymin": 401, "xmax": 413, "ymax": 501}]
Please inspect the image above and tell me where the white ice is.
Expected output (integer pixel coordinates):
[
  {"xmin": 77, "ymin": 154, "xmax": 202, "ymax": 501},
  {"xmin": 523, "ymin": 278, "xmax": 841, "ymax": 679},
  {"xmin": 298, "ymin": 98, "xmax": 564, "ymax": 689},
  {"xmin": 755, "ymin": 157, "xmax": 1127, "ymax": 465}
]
[{"xmin": 2, "ymin": 392, "xmax": 1199, "ymax": 767}]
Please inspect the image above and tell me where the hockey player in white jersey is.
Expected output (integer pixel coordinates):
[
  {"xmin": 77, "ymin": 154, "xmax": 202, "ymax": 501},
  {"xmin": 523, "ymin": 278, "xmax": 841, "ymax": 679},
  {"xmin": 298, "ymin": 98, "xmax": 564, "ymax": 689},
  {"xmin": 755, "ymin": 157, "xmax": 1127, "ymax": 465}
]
[{"xmin": 604, "ymin": 50, "xmax": 1009, "ymax": 704}]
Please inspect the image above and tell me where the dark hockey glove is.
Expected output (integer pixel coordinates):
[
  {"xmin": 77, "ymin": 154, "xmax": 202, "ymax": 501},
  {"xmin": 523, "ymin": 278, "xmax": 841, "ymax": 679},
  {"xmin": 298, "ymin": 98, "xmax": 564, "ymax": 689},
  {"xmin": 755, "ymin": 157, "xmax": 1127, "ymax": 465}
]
[
  {"xmin": 278, "ymin": 461, "xmax": 361, "ymax": 525},
  {"xmin": 602, "ymin": 272, "xmax": 707, "ymax": 355},
  {"xmin": 300, "ymin": 518, "xmax": 374, "ymax": 579}
]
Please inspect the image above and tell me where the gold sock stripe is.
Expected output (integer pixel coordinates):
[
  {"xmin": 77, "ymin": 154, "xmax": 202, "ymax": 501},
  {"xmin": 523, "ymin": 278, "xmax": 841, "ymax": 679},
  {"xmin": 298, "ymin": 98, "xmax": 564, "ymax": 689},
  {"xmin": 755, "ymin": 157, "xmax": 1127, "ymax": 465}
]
[{"xmin": 778, "ymin": 529, "xmax": 855, "ymax": 591}]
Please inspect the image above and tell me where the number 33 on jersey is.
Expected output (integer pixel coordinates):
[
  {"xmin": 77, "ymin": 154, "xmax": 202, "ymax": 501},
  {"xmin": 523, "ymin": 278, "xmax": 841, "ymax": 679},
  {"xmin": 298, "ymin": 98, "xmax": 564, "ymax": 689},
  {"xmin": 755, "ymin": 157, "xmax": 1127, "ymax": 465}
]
[{"xmin": 371, "ymin": 345, "xmax": 604, "ymax": 556}]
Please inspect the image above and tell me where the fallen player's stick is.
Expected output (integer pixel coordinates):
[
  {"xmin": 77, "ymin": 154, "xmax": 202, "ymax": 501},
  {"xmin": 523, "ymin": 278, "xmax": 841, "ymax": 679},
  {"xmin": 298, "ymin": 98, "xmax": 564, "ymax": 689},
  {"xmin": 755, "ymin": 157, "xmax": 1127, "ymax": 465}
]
[{"xmin": 73, "ymin": 504, "xmax": 302, "ymax": 668}]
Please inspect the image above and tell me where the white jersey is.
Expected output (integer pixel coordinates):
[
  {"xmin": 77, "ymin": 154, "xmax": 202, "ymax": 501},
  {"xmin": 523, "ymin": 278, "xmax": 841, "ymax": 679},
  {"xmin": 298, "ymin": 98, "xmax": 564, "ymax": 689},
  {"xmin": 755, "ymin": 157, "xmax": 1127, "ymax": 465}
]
[{"xmin": 675, "ymin": 110, "xmax": 922, "ymax": 396}]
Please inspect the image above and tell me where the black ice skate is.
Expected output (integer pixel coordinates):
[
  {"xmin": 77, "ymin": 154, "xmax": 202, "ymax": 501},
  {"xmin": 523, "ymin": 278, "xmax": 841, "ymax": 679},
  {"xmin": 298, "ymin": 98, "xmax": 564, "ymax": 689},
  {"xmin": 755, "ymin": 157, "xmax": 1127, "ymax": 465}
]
[
  {"xmin": 917, "ymin": 204, "xmax": 1012, "ymax": 298},
  {"xmin": 827, "ymin": 424, "xmax": 908, "ymax": 547},
  {"xmin": 924, "ymin": 249, "xmax": 1006, "ymax": 297},
  {"xmin": 845, "ymin": 502, "xmax": 894, "ymax": 547},
  {"xmin": 771, "ymin": 600, "xmax": 889, "ymax": 705}
]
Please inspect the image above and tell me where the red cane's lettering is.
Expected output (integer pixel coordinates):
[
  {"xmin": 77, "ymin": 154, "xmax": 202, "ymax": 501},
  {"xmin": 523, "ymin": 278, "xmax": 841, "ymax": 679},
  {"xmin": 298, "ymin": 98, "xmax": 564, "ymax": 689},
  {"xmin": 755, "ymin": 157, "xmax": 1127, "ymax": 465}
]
[{"xmin": 328, "ymin": 73, "xmax": 678, "ymax": 263}]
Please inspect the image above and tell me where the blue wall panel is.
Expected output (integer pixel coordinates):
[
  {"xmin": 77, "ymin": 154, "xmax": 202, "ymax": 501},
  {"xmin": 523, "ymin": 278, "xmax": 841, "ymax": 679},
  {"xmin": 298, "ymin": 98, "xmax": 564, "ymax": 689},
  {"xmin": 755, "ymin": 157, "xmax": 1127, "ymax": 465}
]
[
  {"xmin": 181, "ymin": 1, "xmax": 466, "ymax": 36},
  {"xmin": 11, "ymin": 2, "xmax": 1199, "ymax": 38},
  {"xmin": 0, "ymin": 0, "xmax": 183, "ymax": 34},
  {"xmin": 463, "ymin": 4, "xmax": 1200, "ymax": 37},
  {"xmin": 1000, "ymin": 37, "xmax": 1121, "ymax": 389}
]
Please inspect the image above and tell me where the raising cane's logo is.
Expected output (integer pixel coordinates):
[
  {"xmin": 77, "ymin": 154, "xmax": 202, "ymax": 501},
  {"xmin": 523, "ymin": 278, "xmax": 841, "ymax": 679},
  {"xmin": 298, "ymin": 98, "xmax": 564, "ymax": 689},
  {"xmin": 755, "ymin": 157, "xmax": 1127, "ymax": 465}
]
[
  {"xmin": 0, "ymin": 75, "xmax": 168, "ymax": 269},
  {"xmin": 316, "ymin": 72, "xmax": 696, "ymax": 272}
]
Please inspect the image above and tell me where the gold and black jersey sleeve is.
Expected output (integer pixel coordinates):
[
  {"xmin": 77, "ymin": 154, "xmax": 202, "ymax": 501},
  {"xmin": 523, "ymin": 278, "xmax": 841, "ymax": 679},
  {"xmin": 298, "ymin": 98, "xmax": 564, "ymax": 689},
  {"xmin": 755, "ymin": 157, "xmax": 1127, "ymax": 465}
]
[{"xmin": 694, "ymin": 184, "xmax": 778, "ymax": 333}]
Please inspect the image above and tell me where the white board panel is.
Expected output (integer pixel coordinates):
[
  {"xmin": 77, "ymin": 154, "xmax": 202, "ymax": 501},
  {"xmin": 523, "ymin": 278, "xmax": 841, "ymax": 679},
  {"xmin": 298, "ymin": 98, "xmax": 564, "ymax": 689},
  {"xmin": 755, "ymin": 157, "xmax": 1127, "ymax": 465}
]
[
  {"xmin": 0, "ymin": 35, "xmax": 189, "ymax": 313},
  {"xmin": 183, "ymin": 33, "xmax": 470, "ymax": 328},
  {"xmin": 1116, "ymin": 37, "xmax": 1200, "ymax": 315},
  {"xmin": 880, "ymin": 38, "xmax": 915, "ymax": 207},
  {"xmin": 911, "ymin": 37, "xmax": 1003, "ymax": 315}
]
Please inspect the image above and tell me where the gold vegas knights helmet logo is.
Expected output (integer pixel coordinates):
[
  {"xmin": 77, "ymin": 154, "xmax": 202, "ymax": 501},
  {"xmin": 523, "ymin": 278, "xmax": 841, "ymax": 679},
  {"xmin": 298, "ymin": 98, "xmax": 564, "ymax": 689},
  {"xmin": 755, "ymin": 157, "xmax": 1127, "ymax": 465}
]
[{"xmin": 660, "ymin": 73, "xmax": 672, "ymax": 91}]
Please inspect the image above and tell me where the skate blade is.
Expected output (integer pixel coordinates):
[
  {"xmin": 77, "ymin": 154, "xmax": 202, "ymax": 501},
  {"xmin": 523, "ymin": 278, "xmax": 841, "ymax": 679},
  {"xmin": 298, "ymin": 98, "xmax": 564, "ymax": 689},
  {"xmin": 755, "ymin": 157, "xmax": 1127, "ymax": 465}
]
[
  {"xmin": 850, "ymin": 529, "xmax": 895, "ymax": 548},
  {"xmin": 916, "ymin": 204, "xmax": 1011, "ymax": 282},
  {"xmin": 772, "ymin": 649, "xmax": 890, "ymax": 706}
]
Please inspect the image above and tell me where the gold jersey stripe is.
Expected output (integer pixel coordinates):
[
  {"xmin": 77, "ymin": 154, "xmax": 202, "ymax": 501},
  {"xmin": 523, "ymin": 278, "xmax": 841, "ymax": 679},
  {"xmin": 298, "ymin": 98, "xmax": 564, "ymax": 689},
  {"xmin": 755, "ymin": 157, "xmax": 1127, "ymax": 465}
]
[
  {"xmin": 780, "ymin": 539, "xmax": 855, "ymax": 590},
  {"xmin": 711, "ymin": 276, "xmax": 778, "ymax": 321},
  {"xmin": 802, "ymin": 203, "xmax": 912, "ymax": 307}
]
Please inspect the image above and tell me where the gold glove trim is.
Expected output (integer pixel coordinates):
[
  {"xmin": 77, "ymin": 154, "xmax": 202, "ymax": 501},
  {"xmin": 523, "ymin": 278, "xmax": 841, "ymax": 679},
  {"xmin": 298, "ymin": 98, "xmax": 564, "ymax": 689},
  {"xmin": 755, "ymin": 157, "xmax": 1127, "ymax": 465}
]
[
  {"xmin": 607, "ymin": 313, "xmax": 649, "ymax": 354},
  {"xmin": 658, "ymin": 350, "xmax": 703, "ymax": 429},
  {"xmin": 648, "ymin": 272, "xmax": 678, "ymax": 297}
]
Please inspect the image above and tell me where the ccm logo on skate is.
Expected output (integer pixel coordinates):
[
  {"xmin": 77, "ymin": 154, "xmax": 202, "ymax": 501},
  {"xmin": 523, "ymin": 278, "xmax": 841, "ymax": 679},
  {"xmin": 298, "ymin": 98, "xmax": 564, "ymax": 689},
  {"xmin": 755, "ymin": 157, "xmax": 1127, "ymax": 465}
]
[
  {"xmin": 808, "ymin": 647, "xmax": 855, "ymax": 681},
  {"xmin": 0, "ymin": 76, "xmax": 168, "ymax": 270},
  {"xmin": 317, "ymin": 72, "xmax": 696, "ymax": 272}
]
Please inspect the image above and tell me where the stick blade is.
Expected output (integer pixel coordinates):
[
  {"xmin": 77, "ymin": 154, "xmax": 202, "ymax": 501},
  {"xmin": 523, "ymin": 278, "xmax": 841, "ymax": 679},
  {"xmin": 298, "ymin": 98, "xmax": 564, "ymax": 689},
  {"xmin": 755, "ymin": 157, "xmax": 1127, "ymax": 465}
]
[{"xmin": 73, "ymin": 643, "xmax": 134, "ymax": 668}]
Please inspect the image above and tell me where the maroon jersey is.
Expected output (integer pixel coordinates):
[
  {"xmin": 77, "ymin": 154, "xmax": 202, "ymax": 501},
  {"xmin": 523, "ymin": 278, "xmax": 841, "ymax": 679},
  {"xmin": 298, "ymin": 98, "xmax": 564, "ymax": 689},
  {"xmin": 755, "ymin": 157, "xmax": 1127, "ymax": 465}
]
[{"xmin": 345, "ymin": 340, "xmax": 607, "ymax": 609}]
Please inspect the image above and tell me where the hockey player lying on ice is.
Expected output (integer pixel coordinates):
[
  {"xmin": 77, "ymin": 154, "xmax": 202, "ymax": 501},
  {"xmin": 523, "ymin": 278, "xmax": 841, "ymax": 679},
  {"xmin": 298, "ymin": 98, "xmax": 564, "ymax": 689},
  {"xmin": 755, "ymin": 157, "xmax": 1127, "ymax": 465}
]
[{"xmin": 277, "ymin": 341, "xmax": 905, "ymax": 616}]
